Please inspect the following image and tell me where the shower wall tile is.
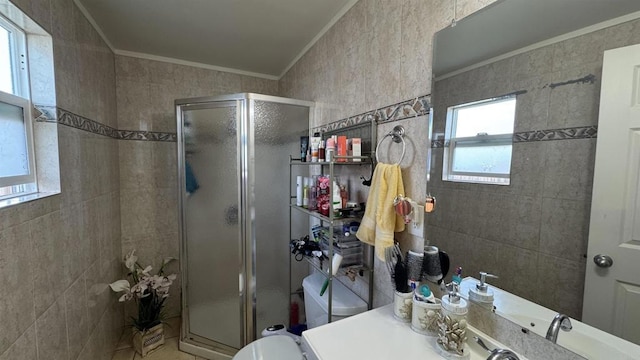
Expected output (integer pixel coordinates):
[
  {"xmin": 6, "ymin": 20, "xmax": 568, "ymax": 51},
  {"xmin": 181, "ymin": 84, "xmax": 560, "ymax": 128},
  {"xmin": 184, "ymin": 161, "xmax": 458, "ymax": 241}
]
[
  {"xmin": 400, "ymin": 0, "xmax": 434, "ymax": 99},
  {"xmin": 0, "ymin": 223, "xmax": 35, "ymax": 355},
  {"xmin": 64, "ymin": 276, "xmax": 89, "ymax": 360},
  {"xmin": 536, "ymin": 254, "xmax": 586, "ymax": 319},
  {"xmin": 547, "ymin": 63, "xmax": 602, "ymax": 130},
  {"xmin": 542, "ymin": 138, "xmax": 596, "ymax": 201},
  {"xmin": 551, "ymin": 30, "xmax": 606, "ymax": 72},
  {"xmin": 364, "ymin": 0, "xmax": 402, "ymax": 111},
  {"xmin": 30, "ymin": 211, "xmax": 66, "ymax": 317},
  {"xmin": 35, "ymin": 299, "xmax": 69, "ymax": 360},
  {"xmin": 604, "ymin": 19, "xmax": 640, "ymax": 51},
  {"xmin": 0, "ymin": 325, "xmax": 37, "ymax": 360},
  {"xmin": 539, "ymin": 197, "xmax": 591, "ymax": 262}
]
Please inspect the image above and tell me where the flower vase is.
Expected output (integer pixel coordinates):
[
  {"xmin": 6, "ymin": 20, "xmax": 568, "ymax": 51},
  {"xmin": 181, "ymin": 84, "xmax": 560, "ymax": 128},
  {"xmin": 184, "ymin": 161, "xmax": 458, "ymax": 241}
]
[{"xmin": 133, "ymin": 323, "xmax": 165, "ymax": 357}]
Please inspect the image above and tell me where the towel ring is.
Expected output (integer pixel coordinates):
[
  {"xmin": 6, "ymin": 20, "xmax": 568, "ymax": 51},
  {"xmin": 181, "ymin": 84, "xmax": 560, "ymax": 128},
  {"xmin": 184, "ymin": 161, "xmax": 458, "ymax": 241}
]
[{"xmin": 375, "ymin": 125, "xmax": 406, "ymax": 165}]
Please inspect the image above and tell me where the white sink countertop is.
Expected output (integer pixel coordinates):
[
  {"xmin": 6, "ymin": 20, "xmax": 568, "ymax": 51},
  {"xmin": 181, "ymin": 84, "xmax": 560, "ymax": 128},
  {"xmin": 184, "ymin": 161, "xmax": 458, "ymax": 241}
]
[{"xmin": 301, "ymin": 304, "xmax": 523, "ymax": 360}]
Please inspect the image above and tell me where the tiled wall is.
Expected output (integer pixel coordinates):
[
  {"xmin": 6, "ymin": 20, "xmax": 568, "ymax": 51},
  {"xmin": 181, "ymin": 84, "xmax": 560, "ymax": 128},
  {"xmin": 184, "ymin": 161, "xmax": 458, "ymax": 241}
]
[
  {"xmin": 279, "ymin": 0, "xmax": 497, "ymax": 307},
  {"xmin": 0, "ymin": 0, "xmax": 122, "ymax": 359},
  {"xmin": 114, "ymin": 55, "xmax": 280, "ymax": 317},
  {"xmin": 428, "ymin": 18, "xmax": 640, "ymax": 320}
]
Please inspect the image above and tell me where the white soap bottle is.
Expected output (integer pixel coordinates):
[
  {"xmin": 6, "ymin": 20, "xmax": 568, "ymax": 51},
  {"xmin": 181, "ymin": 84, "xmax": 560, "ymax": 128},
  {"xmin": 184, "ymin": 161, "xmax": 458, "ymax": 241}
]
[
  {"xmin": 468, "ymin": 272, "xmax": 498, "ymax": 309},
  {"xmin": 437, "ymin": 282, "xmax": 470, "ymax": 359}
]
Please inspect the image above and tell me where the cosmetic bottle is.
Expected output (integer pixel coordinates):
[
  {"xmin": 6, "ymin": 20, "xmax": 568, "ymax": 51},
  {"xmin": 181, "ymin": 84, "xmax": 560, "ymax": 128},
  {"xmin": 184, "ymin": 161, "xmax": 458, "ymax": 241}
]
[
  {"xmin": 296, "ymin": 176, "xmax": 303, "ymax": 206},
  {"xmin": 309, "ymin": 176, "xmax": 318, "ymax": 211},
  {"xmin": 318, "ymin": 140, "xmax": 325, "ymax": 162},
  {"xmin": 302, "ymin": 177, "xmax": 309, "ymax": 208},
  {"xmin": 325, "ymin": 137, "xmax": 335, "ymax": 162}
]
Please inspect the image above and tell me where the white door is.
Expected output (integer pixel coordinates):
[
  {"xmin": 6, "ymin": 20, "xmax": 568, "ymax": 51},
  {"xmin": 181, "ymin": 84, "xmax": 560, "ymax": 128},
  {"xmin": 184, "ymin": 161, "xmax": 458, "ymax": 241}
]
[{"xmin": 583, "ymin": 44, "xmax": 640, "ymax": 345}]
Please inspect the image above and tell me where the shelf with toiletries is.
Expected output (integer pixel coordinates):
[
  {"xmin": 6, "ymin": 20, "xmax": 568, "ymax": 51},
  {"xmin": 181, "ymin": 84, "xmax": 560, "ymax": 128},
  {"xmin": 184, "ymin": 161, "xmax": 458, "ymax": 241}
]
[{"xmin": 288, "ymin": 148, "xmax": 375, "ymax": 328}]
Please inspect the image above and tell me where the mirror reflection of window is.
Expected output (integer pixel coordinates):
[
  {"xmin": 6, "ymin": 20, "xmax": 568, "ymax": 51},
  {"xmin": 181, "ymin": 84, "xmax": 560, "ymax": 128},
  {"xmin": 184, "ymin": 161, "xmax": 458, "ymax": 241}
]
[{"xmin": 443, "ymin": 95, "xmax": 516, "ymax": 185}]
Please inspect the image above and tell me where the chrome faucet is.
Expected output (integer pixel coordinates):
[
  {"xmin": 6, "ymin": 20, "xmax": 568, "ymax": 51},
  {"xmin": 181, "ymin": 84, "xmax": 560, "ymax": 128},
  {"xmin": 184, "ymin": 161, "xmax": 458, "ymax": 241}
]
[
  {"xmin": 475, "ymin": 336, "xmax": 520, "ymax": 360},
  {"xmin": 546, "ymin": 313, "xmax": 572, "ymax": 343},
  {"xmin": 486, "ymin": 349, "xmax": 520, "ymax": 360}
]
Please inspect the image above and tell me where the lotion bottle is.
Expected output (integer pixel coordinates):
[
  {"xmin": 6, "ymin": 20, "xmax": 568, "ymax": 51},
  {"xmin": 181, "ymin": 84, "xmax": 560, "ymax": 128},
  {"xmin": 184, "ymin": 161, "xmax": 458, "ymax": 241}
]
[
  {"xmin": 437, "ymin": 278, "xmax": 469, "ymax": 359},
  {"xmin": 468, "ymin": 272, "xmax": 498, "ymax": 309}
]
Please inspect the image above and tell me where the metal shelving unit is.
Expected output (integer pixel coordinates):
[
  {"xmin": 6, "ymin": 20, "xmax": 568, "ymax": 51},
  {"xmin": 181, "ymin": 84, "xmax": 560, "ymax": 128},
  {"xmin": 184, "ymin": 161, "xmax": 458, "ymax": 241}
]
[{"xmin": 288, "ymin": 155, "xmax": 375, "ymax": 326}]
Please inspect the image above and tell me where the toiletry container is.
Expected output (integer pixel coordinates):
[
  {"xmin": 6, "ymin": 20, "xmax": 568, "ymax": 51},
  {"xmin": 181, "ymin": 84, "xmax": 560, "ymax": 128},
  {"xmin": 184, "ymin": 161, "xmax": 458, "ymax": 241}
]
[
  {"xmin": 302, "ymin": 272, "xmax": 367, "ymax": 329},
  {"xmin": 437, "ymin": 283, "xmax": 470, "ymax": 359},
  {"xmin": 411, "ymin": 285, "xmax": 441, "ymax": 336},
  {"xmin": 468, "ymin": 272, "xmax": 497, "ymax": 309},
  {"xmin": 393, "ymin": 290, "xmax": 413, "ymax": 322}
]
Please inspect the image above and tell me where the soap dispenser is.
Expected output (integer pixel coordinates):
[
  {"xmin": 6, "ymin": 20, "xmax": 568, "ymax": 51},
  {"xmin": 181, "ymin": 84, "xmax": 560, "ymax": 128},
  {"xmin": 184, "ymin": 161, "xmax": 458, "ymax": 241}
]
[
  {"xmin": 437, "ymin": 275, "xmax": 469, "ymax": 359},
  {"xmin": 468, "ymin": 272, "xmax": 498, "ymax": 308}
]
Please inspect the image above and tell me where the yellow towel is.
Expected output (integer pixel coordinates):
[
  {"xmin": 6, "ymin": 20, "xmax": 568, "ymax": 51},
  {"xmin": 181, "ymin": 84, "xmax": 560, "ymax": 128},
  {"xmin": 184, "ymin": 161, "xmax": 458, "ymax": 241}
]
[{"xmin": 356, "ymin": 163, "xmax": 405, "ymax": 261}]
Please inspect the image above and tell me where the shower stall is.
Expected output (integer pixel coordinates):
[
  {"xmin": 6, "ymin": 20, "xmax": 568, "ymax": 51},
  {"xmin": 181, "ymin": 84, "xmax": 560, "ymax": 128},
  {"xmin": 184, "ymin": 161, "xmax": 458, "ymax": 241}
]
[{"xmin": 176, "ymin": 93, "xmax": 313, "ymax": 357}]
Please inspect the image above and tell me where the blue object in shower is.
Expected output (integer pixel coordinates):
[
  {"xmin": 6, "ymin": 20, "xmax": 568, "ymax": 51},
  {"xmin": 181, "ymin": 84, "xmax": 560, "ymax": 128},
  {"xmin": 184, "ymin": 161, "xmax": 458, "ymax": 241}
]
[{"xmin": 185, "ymin": 161, "xmax": 199, "ymax": 194}]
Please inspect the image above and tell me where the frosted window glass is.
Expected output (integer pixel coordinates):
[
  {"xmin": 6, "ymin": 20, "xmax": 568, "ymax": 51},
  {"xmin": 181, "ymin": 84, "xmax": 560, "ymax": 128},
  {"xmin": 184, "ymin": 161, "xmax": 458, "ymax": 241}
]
[
  {"xmin": 452, "ymin": 145, "xmax": 512, "ymax": 174},
  {"xmin": 454, "ymin": 98, "xmax": 516, "ymax": 137},
  {"xmin": 0, "ymin": 101, "xmax": 29, "ymax": 177},
  {"xmin": 0, "ymin": 26, "xmax": 12, "ymax": 95}
]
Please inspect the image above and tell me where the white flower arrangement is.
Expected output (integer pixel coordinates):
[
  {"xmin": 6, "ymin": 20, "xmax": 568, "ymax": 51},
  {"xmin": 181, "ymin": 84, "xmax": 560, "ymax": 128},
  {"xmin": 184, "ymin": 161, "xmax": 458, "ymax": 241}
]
[{"xmin": 110, "ymin": 250, "xmax": 177, "ymax": 331}]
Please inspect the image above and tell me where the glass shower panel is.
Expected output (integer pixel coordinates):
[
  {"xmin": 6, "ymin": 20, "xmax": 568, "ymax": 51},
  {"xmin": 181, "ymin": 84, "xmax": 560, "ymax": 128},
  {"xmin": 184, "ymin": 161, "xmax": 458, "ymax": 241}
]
[
  {"xmin": 183, "ymin": 103, "xmax": 242, "ymax": 349},
  {"xmin": 253, "ymin": 100, "xmax": 309, "ymax": 335}
]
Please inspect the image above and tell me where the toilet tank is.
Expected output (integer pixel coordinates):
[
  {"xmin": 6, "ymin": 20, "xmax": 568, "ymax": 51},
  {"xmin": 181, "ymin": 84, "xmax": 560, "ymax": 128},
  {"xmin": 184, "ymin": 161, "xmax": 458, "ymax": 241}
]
[{"xmin": 302, "ymin": 272, "xmax": 368, "ymax": 329}]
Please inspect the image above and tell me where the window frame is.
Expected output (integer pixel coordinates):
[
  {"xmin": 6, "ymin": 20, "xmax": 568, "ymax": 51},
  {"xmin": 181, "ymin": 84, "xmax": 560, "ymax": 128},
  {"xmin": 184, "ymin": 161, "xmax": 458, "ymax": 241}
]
[
  {"xmin": 0, "ymin": 15, "xmax": 29, "ymax": 98},
  {"xmin": 0, "ymin": 13, "xmax": 36, "ymax": 199},
  {"xmin": 443, "ymin": 95, "xmax": 516, "ymax": 185}
]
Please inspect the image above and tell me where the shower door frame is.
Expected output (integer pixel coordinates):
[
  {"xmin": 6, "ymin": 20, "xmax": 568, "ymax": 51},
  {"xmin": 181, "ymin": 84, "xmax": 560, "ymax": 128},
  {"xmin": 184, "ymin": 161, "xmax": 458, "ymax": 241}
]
[{"xmin": 176, "ymin": 93, "xmax": 314, "ymax": 356}]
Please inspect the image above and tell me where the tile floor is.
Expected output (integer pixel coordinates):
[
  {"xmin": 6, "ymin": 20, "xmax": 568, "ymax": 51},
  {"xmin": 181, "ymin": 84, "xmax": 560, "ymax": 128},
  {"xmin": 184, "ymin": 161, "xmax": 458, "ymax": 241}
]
[{"xmin": 112, "ymin": 318, "xmax": 208, "ymax": 360}]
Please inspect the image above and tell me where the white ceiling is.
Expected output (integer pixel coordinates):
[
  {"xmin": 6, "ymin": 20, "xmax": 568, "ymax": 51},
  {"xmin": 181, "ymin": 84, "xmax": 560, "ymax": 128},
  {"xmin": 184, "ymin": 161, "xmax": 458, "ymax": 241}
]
[{"xmin": 76, "ymin": 0, "xmax": 356, "ymax": 79}]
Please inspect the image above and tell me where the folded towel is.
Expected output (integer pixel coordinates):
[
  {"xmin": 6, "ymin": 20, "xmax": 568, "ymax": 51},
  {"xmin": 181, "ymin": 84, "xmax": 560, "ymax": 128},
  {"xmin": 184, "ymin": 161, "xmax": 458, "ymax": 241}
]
[{"xmin": 356, "ymin": 163, "xmax": 405, "ymax": 261}]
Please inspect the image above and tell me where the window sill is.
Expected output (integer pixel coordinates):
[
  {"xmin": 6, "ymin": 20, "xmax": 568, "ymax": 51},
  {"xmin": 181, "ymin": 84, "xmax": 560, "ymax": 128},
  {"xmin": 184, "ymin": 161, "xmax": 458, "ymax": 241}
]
[{"xmin": 0, "ymin": 191, "xmax": 60, "ymax": 210}]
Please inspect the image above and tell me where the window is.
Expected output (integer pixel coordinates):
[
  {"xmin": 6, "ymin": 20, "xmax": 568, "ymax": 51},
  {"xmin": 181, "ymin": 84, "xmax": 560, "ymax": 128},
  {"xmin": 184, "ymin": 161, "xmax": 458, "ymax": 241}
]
[
  {"xmin": 443, "ymin": 95, "xmax": 516, "ymax": 185},
  {"xmin": 0, "ymin": 14, "xmax": 35, "ymax": 200}
]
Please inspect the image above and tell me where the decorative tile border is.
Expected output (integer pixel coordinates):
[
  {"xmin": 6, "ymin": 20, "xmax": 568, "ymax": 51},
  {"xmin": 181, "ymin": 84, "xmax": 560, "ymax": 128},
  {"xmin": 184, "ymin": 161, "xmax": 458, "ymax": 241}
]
[
  {"xmin": 57, "ymin": 107, "xmax": 120, "ymax": 138},
  {"xmin": 33, "ymin": 104, "xmax": 57, "ymax": 123},
  {"xmin": 313, "ymin": 95, "xmax": 431, "ymax": 133},
  {"xmin": 117, "ymin": 130, "xmax": 177, "ymax": 142},
  {"xmin": 513, "ymin": 126, "xmax": 597, "ymax": 142},
  {"xmin": 431, "ymin": 125, "xmax": 598, "ymax": 148},
  {"xmin": 52, "ymin": 94, "xmax": 432, "ymax": 142},
  {"xmin": 54, "ymin": 107, "xmax": 177, "ymax": 142}
]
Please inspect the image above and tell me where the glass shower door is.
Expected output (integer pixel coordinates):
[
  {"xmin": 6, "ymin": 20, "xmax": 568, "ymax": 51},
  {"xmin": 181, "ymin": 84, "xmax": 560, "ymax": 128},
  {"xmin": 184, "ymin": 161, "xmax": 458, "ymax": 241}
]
[
  {"xmin": 252, "ymin": 100, "xmax": 310, "ymax": 337},
  {"xmin": 180, "ymin": 101, "xmax": 242, "ymax": 351}
]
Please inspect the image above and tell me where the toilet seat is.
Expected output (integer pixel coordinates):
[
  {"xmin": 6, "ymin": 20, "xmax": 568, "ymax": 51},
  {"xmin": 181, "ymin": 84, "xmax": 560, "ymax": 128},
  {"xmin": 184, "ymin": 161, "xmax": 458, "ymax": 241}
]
[{"xmin": 232, "ymin": 335, "xmax": 304, "ymax": 360}]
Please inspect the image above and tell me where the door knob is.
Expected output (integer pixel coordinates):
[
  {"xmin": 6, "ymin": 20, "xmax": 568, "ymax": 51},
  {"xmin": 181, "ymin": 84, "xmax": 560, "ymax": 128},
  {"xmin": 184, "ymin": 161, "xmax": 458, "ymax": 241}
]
[{"xmin": 593, "ymin": 254, "xmax": 613, "ymax": 268}]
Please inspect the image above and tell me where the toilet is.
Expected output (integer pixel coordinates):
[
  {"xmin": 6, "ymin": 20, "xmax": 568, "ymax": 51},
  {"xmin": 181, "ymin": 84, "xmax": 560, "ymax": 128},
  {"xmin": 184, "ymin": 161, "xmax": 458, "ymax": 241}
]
[
  {"xmin": 233, "ymin": 335, "xmax": 304, "ymax": 360},
  {"xmin": 232, "ymin": 272, "xmax": 367, "ymax": 359},
  {"xmin": 302, "ymin": 272, "xmax": 368, "ymax": 329}
]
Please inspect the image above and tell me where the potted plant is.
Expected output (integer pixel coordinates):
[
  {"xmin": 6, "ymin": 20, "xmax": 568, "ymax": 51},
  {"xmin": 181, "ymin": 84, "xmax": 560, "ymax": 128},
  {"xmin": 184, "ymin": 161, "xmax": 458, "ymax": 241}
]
[{"xmin": 110, "ymin": 250, "xmax": 177, "ymax": 357}]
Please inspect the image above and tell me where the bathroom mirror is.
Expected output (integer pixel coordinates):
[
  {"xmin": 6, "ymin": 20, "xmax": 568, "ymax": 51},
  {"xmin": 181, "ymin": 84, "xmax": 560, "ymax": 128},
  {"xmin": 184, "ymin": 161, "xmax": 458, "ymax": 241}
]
[{"xmin": 429, "ymin": 0, "xmax": 640, "ymax": 352}]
